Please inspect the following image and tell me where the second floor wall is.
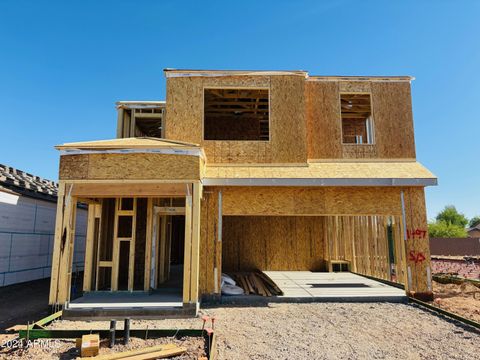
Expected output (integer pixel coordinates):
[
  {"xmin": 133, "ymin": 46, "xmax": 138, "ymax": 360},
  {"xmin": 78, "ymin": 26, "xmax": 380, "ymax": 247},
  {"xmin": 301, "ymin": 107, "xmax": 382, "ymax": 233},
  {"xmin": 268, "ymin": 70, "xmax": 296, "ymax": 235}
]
[{"xmin": 118, "ymin": 71, "xmax": 417, "ymax": 164}]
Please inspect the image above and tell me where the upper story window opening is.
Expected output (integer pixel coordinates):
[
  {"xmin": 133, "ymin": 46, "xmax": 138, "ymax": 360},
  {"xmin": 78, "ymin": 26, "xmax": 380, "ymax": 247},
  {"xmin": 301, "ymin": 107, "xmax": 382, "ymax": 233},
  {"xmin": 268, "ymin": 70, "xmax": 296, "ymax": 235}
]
[
  {"xmin": 204, "ymin": 88, "xmax": 269, "ymax": 141},
  {"xmin": 340, "ymin": 93, "xmax": 374, "ymax": 144}
]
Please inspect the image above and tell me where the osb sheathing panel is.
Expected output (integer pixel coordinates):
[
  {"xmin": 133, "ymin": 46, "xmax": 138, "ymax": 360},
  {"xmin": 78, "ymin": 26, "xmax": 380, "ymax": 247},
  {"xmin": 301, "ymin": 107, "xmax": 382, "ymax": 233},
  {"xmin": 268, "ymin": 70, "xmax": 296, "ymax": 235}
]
[
  {"xmin": 306, "ymin": 81, "xmax": 342, "ymax": 159},
  {"xmin": 59, "ymin": 153, "xmax": 200, "ymax": 180},
  {"xmin": 198, "ymin": 189, "xmax": 220, "ymax": 295},
  {"xmin": 339, "ymin": 81, "xmax": 372, "ymax": 93},
  {"xmin": 220, "ymin": 186, "xmax": 403, "ymax": 216},
  {"xmin": 342, "ymin": 144, "xmax": 378, "ymax": 158},
  {"xmin": 371, "ymin": 82, "xmax": 416, "ymax": 159},
  {"xmin": 222, "ymin": 216, "xmax": 325, "ymax": 272},
  {"xmin": 306, "ymin": 80, "xmax": 416, "ymax": 160},
  {"xmin": 403, "ymin": 187, "xmax": 431, "ymax": 294},
  {"xmin": 165, "ymin": 75, "xmax": 306, "ymax": 164},
  {"xmin": 59, "ymin": 155, "xmax": 89, "ymax": 180}
]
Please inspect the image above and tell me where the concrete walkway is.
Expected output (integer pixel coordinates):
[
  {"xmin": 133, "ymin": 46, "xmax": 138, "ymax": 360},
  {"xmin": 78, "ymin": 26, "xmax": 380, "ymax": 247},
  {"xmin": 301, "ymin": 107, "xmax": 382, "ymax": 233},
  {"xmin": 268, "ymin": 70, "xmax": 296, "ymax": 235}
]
[{"xmin": 263, "ymin": 271, "xmax": 406, "ymax": 302}]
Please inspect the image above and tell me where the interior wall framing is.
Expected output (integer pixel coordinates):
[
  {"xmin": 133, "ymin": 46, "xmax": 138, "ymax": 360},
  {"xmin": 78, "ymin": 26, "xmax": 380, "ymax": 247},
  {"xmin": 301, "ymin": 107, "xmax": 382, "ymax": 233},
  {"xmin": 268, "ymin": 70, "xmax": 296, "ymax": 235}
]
[{"xmin": 198, "ymin": 185, "xmax": 431, "ymax": 298}]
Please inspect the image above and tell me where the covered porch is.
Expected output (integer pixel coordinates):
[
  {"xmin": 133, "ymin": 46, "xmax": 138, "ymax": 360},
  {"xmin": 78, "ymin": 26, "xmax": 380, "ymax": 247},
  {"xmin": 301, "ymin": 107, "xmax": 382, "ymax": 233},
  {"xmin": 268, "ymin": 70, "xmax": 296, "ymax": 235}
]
[{"xmin": 48, "ymin": 138, "xmax": 205, "ymax": 318}]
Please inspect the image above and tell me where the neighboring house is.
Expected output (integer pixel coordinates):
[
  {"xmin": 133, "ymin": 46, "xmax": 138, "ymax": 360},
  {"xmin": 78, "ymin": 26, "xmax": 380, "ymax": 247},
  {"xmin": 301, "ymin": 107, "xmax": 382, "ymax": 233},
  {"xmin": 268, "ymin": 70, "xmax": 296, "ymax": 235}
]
[
  {"xmin": 0, "ymin": 164, "xmax": 87, "ymax": 287},
  {"xmin": 48, "ymin": 69, "xmax": 437, "ymax": 316},
  {"xmin": 467, "ymin": 224, "xmax": 480, "ymax": 238}
]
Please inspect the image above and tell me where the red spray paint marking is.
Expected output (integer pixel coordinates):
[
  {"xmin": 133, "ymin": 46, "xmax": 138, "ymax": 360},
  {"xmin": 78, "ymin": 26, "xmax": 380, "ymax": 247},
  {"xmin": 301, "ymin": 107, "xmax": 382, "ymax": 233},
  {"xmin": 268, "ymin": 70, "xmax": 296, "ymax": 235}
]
[
  {"xmin": 407, "ymin": 229, "xmax": 427, "ymax": 239},
  {"xmin": 409, "ymin": 250, "xmax": 426, "ymax": 264}
]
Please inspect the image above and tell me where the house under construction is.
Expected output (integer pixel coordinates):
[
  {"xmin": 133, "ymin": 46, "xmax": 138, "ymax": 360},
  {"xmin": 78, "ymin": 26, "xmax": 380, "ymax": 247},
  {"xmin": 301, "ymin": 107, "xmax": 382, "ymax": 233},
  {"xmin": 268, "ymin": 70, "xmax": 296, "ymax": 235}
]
[{"xmin": 48, "ymin": 69, "xmax": 437, "ymax": 318}]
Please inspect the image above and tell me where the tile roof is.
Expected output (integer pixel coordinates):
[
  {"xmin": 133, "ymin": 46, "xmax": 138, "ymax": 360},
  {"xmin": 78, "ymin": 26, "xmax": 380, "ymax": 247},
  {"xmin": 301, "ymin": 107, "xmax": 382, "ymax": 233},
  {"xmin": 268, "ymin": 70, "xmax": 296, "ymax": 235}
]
[{"xmin": 0, "ymin": 164, "xmax": 58, "ymax": 202}]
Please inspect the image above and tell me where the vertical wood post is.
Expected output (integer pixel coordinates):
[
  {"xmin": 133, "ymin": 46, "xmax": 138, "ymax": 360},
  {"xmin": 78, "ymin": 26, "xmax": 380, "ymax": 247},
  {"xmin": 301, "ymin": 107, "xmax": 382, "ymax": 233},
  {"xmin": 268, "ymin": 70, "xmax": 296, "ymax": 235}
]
[
  {"xmin": 83, "ymin": 204, "xmax": 96, "ymax": 292},
  {"xmin": 49, "ymin": 182, "xmax": 66, "ymax": 305},
  {"xmin": 190, "ymin": 182, "xmax": 202, "ymax": 304},
  {"xmin": 402, "ymin": 187, "xmax": 432, "ymax": 300},
  {"xmin": 144, "ymin": 198, "xmax": 154, "ymax": 291},
  {"xmin": 183, "ymin": 187, "xmax": 193, "ymax": 303}
]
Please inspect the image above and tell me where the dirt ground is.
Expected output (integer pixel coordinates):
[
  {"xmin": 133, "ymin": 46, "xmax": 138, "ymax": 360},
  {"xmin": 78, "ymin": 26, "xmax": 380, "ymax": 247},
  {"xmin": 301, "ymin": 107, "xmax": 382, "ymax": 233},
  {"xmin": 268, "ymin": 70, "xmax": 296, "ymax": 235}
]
[
  {"xmin": 4, "ymin": 302, "xmax": 477, "ymax": 360},
  {"xmin": 0, "ymin": 278, "xmax": 50, "ymax": 331},
  {"xmin": 432, "ymin": 280, "xmax": 480, "ymax": 322}
]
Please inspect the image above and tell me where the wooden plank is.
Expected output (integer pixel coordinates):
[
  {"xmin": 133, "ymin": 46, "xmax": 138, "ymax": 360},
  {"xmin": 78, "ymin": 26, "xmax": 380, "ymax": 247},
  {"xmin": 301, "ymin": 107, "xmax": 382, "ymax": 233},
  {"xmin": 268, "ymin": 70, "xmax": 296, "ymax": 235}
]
[
  {"xmin": 19, "ymin": 328, "xmax": 207, "ymax": 340},
  {"xmin": 72, "ymin": 183, "xmax": 188, "ymax": 198},
  {"xmin": 56, "ymin": 189, "xmax": 77, "ymax": 304},
  {"xmin": 183, "ymin": 193, "xmax": 192, "ymax": 303},
  {"xmin": 80, "ymin": 344, "xmax": 179, "ymax": 360},
  {"xmin": 98, "ymin": 261, "xmax": 112, "ymax": 267},
  {"xmin": 189, "ymin": 182, "xmax": 202, "ymax": 304},
  {"xmin": 95, "ymin": 201, "xmax": 104, "ymax": 291},
  {"xmin": 128, "ymin": 198, "xmax": 137, "ymax": 291},
  {"xmin": 158, "ymin": 215, "xmax": 168, "ymax": 284},
  {"xmin": 27, "ymin": 311, "xmax": 62, "ymax": 330},
  {"xmin": 94, "ymin": 347, "xmax": 187, "ymax": 360},
  {"xmin": 83, "ymin": 204, "xmax": 96, "ymax": 291},
  {"xmin": 49, "ymin": 182, "xmax": 66, "ymax": 305},
  {"xmin": 155, "ymin": 207, "xmax": 186, "ymax": 215},
  {"xmin": 144, "ymin": 198, "xmax": 154, "ymax": 291},
  {"xmin": 111, "ymin": 198, "xmax": 120, "ymax": 291},
  {"xmin": 116, "ymin": 108, "xmax": 124, "ymax": 138}
]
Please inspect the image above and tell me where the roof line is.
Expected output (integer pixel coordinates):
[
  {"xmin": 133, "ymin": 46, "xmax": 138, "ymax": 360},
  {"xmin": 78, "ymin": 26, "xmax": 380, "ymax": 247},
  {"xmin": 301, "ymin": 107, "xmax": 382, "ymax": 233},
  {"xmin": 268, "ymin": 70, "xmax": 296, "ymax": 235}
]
[
  {"xmin": 203, "ymin": 178, "xmax": 437, "ymax": 187},
  {"xmin": 164, "ymin": 69, "xmax": 308, "ymax": 78},
  {"xmin": 308, "ymin": 75, "xmax": 414, "ymax": 82},
  {"xmin": 162, "ymin": 69, "xmax": 414, "ymax": 81}
]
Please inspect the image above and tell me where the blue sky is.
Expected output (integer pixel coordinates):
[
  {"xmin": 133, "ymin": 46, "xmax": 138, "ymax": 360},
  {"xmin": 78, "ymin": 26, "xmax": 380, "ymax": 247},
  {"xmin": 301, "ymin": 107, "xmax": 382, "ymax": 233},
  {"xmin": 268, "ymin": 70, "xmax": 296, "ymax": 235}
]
[{"xmin": 0, "ymin": 0, "xmax": 479, "ymax": 220}]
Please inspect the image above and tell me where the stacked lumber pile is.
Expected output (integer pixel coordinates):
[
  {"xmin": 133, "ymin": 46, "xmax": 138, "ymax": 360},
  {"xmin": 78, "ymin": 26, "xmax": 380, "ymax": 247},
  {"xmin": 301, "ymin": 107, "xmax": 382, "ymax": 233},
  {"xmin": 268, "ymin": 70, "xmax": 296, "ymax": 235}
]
[{"xmin": 229, "ymin": 271, "xmax": 283, "ymax": 296}]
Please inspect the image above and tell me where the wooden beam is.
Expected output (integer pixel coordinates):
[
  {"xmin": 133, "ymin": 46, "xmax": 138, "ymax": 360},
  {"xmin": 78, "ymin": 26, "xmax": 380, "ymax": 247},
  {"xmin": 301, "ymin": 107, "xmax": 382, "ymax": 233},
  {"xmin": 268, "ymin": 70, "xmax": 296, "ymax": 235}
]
[
  {"xmin": 128, "ymin": 198, "xmax": 137, "ymax": 291},
  {"xmin": 116, "ymin": 108, "xmax": 124, "ymax": 138},
  {"xmin": 111, "ymin": 198, "xmax": 120, "ymax": 291},
  {"xmin": 71, "ymin": 183, "xmax": 188, "ymax": 198},
  {"xmin": 56, "ymin": 188, "xmax": 77, "ymax": 304},
  {"xmin": 49, "ymin": 182, "xmax": 66, "ymax": 305},
  {"xmin": 155, "ymin": 207, "xmax": 185, "ymax": 215},
  {"xmin": 158, "ymin": 215, "xmax": 167, "ymax": 284},
  {"xmin": 189, "ymin": 182, "xmax": 202, "ymax": 305},
  {"xmin": 83, "ymin": 204, "xmax": 96, "ymax": 292},
  {"xmin": 144, "ymin": 198, "xmax": 154, "ymax": 291},
  {"xmin": 182, "ymin": 194, "xmax": 192, "ymax": 303}
]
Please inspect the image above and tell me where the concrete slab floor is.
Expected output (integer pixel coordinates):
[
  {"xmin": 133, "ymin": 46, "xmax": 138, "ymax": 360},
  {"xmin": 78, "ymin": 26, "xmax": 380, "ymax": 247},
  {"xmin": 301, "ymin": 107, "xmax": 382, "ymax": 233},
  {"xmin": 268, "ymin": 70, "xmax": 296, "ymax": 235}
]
[{"xmin": 263, "ymin": 271, "xmax": 406, "ymax": 300}]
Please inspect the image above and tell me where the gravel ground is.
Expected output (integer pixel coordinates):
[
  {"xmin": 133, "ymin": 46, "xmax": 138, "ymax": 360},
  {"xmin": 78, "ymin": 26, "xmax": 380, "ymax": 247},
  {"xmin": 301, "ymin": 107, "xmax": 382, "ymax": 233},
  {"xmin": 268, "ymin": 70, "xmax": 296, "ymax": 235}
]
[
  {"xmin": 38, "ymin": 302, "xmax": 480, "ymax": 359},
  {"xmin": 0, "ymin": 336, "xmax": 205, "ymax": 360}
]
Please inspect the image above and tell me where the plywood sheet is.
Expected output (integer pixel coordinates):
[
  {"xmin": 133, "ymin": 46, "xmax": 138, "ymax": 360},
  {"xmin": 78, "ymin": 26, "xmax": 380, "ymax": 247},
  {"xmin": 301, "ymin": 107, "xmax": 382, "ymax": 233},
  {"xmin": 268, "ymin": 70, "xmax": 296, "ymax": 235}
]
[
  {"xmin": 221, "ymin": 186, "xmax": 403, "ymax": 216},
  {"xmin": 306, "ymin": 79, "xmax": 416, "ymax": 160},
  {"xmin": 306, "ymin": 81, "xmax": 342, "ymax": 159},
  {"xmin": 59, "ymin": 153, "xmax": 200, "ymax": 180},
  {"xmin": 165, "ymin": 75, "xmax": 307, "ymax": 163},
  {"xmin": 205, "ymin": 161, "xmax": 436, "ymax": 180},
  {"xmin": 371, "ymin": 82, "xmax": 416, "ymax": 159},
  {"xmin": 222, "ymin": 216, "xmax": 325, "ymax": 272}
]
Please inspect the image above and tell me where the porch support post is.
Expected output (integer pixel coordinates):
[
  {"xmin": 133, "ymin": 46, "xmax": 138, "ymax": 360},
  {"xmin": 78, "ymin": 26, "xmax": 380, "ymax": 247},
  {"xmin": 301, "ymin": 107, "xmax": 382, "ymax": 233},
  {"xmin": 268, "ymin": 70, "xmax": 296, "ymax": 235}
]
[
  {"xmin": 50, "ymin": 182, "xmax": 77, "ymax": 305},
  {"xmin": 189, "ymin": 182, "xmax": 202, "ymax": 304},
  {"xmin": 182, "ymin": 182, "xmax": 202, "ymax": 308},
  {"xmin": 49, "ymin": 182, "xmax": 66, "ymax": 305},
  {"xmin": 183, "ymin": 186, "xmax": 193, "ymax": 303}
]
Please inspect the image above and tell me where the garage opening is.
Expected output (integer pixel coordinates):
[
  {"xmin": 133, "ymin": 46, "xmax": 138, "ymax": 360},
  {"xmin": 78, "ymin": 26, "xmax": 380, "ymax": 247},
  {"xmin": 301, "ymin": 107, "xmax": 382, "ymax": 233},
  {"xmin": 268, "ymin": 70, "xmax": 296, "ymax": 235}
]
[{"xmin": 221, "ymin": 215, "xmax": 406, "ymax": 300}]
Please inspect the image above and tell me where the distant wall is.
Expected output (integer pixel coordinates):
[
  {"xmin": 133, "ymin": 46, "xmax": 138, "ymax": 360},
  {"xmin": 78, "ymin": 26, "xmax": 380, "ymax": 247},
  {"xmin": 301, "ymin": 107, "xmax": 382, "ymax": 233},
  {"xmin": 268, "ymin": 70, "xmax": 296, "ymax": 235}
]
[
  {"xmin": 0, "ymin": 194, "xmax": 87, "ymax": 287},
  {"xmin": 429, "ymin": 237, "xmax": 480, "ymax": 256}
]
